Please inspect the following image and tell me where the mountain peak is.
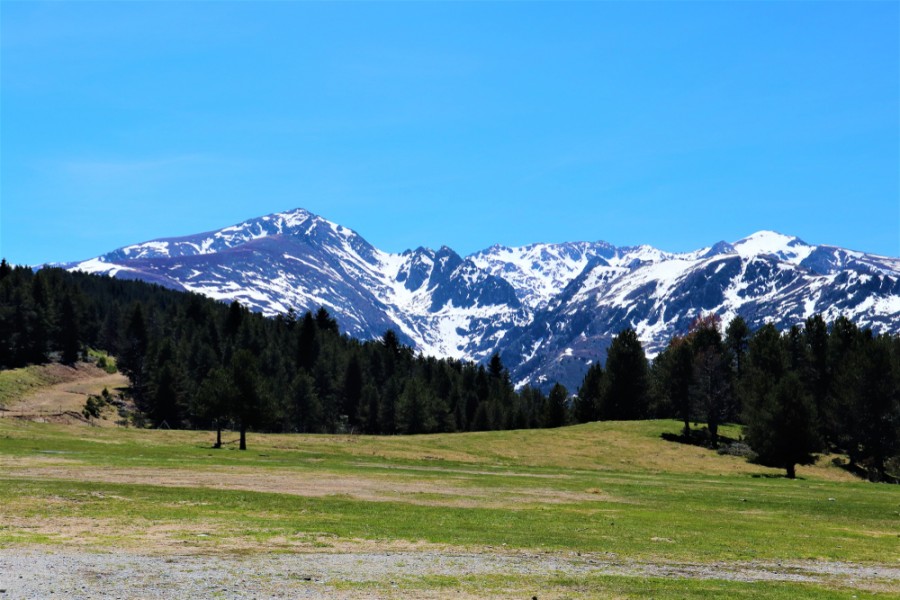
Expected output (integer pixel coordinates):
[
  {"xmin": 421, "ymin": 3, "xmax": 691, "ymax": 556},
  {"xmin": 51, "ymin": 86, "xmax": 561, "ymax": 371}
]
[
  {"xmin": 735, "ymin": 229, "xmax": 804, "ymax": 248},
  {"xmin": 702, "ymin": 240, "xmax": 737, "ymax": 258},
  {"xmin": 733, "ymin": 230, "xmax": 812, "ymax": 263},
  {"xmin": 274, "ymin": 207, "xmax": 318, "ymax": 230}
]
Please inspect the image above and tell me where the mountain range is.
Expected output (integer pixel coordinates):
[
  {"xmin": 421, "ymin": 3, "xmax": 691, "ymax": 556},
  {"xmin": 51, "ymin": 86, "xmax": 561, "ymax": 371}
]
[{"xmin": 62, "ymin": 208, "xmax": 900, "ymax": 391}]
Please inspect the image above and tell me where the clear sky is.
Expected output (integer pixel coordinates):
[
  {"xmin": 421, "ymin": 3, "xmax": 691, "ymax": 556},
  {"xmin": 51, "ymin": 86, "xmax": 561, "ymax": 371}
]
[{"xmin": 2, "ymin": 1, "xmax": 898, "ymax": 266}]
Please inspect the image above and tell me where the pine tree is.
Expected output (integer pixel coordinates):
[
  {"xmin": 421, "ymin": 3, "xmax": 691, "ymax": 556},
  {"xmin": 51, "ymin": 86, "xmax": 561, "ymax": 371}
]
[
  {"xmin": 725, "ymin": 316, "xmax": 750, "ymax": 377},
  {"xmin": 150, "ymin": 360, "xmax": 184, "ymax": 428},
  {"xmin": 119, "ymin": 303, "xmax": 149, "ymax": 398},
  {"xmin": 290, "ymin": 371, "xmax": 322, "ymax": 433},
  {"xmin": 230, "ymin": 349, "xmax": 261, "ymax": 450},
  {"xmin": 488, "ymin": 353, "xmax": 505, "ymax": 379},
  {"xmin": 378, "ymin": 378, "xmax": 398, "ymax": 434},
  {"xmin": 470, "ymin": 401, "xmax": 490, "ymax": 431},
  {"xmin": 602, "ymin": 329, "xmax": 649, "ymax": 420},
  {"xmin": 193, "ymin": 367, "xmax": 234, "ymax": 448},
  {"xmin": 746, "ymin": 323, "xmax": 786, "ymax": 382},
  {"xmin": 543, "ymin": 383, "xmax": 568, "ymax": 428},
  {"xmin": 296, "ymin": 312, "xmax": 319, "ymax": 370},
  {"xmin": 358, "ymin": 382, "xmax": 381, "ymax": 434},
  {"xmin": 224, "ymin": 300, "xmax": 244, "ymax": 339},
  {"xmin": 28, "ymin": 275, "xmax": 51, "ymax": 364},
  {"xmin": 841, "ymin": 336, "xmax": 900, "ymax": 481},
  {"xmin": 59, "ymin": 294, "xmax": 81, "ymax": 365},
  {"xmin": 98, "ymin": 304, "xmax": 121, "ymax": 357},
  {"xmin": 803, "ymin": 314, "xmax": 832, "ymax": 444},
  {"xmin": 659, "ymin": 337, "xmax": 694, "ymax": 435},
  {"xmin": 574, "ymin": 363, "xmax": 605, "ymax": 423},
  {"xmin": 786, "ymin": 325, "xmax": 807, "ymax": 371},
  {"xmin": 342, "ymin": 355, "xmax": 363, "ymax": 427},
  {"xmin": 689, "ymin": 315, "xmax": 729, "ymax": 447},
  {"xmin": 315, "ymin": 307, "xmax": 339, "ymax": 333},
  {"xmin": 463, "ymin": 390, "xmax": 479, "ymax": 430},
  {"xmin": 141, "ymin": 339, "xmax": 179, "ymax": 425},
  {"xmin": 828, "ymin": 316, "xmax": 862, "ymax": 452},
  {"xmin": 398, "ymin": 379, "xmax": 436, "ymax": 434},
  {"xmin": 744, "ymin": 372, "xmax": 820, "ymax": 479},
  {"xmin": 724, "ymin": 315, "xmax": 750, "ymax": 421}
]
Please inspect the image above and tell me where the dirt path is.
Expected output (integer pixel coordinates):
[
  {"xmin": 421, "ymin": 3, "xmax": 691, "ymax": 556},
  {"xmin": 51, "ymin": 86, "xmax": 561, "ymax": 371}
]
[
  {"xmin": 0, "ymin": 548, "xmax": 896, "ymax": 599},
  {"xmin": 0, "ymin": 367, "xmax": 128, "ymax": 426}
]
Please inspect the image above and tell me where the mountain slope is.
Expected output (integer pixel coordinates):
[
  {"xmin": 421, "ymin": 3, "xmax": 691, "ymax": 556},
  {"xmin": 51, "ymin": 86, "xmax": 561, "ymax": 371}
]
[
  {"xmin": 498, "ymin": 232, "xmax": 900, "ymax": 388},
  {"xmin": 65, "ymin": 209, "xmax": 900, "ymax": 391},
  {"xmin": 66, "ymin": 209, "xmax": 527, "ymax": 361}
]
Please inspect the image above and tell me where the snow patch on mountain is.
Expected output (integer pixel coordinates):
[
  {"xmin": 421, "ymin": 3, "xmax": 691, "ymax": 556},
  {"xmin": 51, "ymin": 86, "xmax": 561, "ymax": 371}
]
[
  {"xmin": 733, "ymin": 230, "xmax": 814, "ymax": 264},
  {"xmin": 74, "ymin": 257, "xmax": 139, "ymax": 278},
  {"xmin": 470, "ymin": 241, "xmax": 616, "ymax": 310}
]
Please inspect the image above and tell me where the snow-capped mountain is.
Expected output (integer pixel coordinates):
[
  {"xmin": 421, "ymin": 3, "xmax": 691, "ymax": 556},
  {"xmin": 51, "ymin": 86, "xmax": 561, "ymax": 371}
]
[
  {"xmin": 469, "ymin": 241, "xmax": 616, "ymax": 311},
  {"xmin": 64, "ymin": 208, "xmax": 900, "ymax": 392},
  {"xmin": 499, "ymin": 231, "xmax": 900, "ymax": 389},
  {"xmin": 66, "ymin": 209, "xmax": 528, "ymax": 363}
]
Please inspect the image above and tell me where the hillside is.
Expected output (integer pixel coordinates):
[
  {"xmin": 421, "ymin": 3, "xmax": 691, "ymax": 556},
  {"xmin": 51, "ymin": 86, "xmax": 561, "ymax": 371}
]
[{"xmin": 0, "ymin": 362, "xmax": 128, "ymax": 425}]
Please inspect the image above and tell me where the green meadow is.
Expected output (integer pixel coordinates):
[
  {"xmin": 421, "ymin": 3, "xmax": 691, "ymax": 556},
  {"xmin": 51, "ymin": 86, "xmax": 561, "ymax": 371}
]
[{"xmin": 0, "ymin": 418, "xmax": 897, "ymax": 598}]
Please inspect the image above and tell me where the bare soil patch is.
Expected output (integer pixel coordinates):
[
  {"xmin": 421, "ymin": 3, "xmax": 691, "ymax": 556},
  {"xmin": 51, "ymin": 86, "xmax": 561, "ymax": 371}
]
[
  {"xmin": 351, "ymin": 461, "xmax": 571, "ymax": 478},
  {"xmin": 0, "ymin": 457, "xmax": 623, "ymax": 509},
  {"xmin": 0, "ymin": 364, "xmax": 128, "ymax": 426}
]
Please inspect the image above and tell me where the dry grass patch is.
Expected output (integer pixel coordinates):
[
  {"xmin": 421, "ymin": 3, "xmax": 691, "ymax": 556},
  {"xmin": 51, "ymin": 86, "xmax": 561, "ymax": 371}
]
[
  {"xmin": 2, "ymin": 509, "xmax": 469, "ymax": 556},
  {"xmin": 249, "ymin": 422, "xmax": 859, "ymax": 482},
  {"xmin": 0, "ymin": 458, "xmax": 625, "ymax": 509}
]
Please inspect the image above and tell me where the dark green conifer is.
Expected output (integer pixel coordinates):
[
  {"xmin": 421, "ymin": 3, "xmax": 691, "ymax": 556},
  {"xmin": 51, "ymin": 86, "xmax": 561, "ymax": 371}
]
[
  {"xmin": 574, "ymin": 363, "xmax": 605, "ymax": 423},
  {"xmin": 59, "ymin": 295, "xmax": 81, "ymax": 365},
  {"xmin": 602, "ymin": 328, "xmax": 649, "ymax": 420},
  {"xmin": 744, "ymin": 372, "xmax": 820, "ymax": 479},
  {"xmin": 544, "ymin": 383, "xmax": 568, "ymax": 428}
]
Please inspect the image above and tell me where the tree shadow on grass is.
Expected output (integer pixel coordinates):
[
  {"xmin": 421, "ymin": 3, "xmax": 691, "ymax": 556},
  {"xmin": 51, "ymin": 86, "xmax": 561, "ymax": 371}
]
[
  {"xmin": 660, "ymin": 427, "xmax": 737, "ymax": 450},
  {"xmin": 661, "ymin": 426, "xmax": 758, "ymax": 464},
  {"xmin": 831, "ymin": 456, "xmax": 900, "ymax": 484}
]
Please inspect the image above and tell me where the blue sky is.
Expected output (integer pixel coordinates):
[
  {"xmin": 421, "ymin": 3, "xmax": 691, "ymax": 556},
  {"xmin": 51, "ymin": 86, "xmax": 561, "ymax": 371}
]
[{"xmin": 2, "ymin": 1, "xmax": 898, "ymax": 265}]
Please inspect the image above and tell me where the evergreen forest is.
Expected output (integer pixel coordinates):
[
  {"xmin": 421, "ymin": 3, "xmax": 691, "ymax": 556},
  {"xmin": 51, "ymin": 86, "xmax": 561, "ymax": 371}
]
[{"xmin": 1, "ymin": 260, "xmax": 898, "ymax": 481}]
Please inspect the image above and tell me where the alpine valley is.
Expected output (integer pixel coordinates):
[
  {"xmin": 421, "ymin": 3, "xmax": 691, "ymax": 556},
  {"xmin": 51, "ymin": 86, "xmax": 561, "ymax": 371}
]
[{"xmin": 62, "ymin": 208, "xmax": 900, "ymax": 391}]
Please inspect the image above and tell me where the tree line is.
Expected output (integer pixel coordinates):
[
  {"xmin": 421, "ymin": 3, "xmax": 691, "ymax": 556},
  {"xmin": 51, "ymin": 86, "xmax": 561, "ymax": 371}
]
[
  {"xmin": 0, "ymin": 262, "xmax": 558, "ymax": 446},
  {"xmin": 1, "ymin": 260, "xmax": 897, "ymax": 480},
  {"xmin": 570, "ymin": 313, "xmax": 900, "ymax": 482}
]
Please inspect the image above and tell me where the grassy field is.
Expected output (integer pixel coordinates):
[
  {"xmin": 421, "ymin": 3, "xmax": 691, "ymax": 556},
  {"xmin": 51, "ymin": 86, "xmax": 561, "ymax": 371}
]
[{"xmin": 1, "ymin": 415, "xmax": 898, "ymax": 598}]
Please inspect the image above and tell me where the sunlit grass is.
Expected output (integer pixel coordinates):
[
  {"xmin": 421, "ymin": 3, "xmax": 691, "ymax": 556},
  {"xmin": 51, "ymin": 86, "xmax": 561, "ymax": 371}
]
[{"xmin": 1, "ymin": 418, "xmax": 896, "ymax": 569}]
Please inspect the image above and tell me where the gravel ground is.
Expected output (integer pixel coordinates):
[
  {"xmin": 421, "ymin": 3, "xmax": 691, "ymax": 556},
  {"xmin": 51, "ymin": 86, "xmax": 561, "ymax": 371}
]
[{"xmin": 0, "ymin": 549, "xmax": 897, "ymax": 599}]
